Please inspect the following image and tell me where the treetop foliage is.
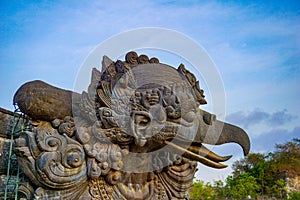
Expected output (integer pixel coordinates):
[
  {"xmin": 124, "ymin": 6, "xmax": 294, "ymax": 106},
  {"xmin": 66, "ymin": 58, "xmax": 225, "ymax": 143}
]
[{"xmin": 189, "ymin": 138, "xmax": 300, "ymax": 200}]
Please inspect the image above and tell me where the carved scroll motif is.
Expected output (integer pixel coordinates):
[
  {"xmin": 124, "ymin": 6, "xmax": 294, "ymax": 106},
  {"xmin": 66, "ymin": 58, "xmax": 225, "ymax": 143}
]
[{"xmin": 14, "ymin": 121, "xmax": 87, "ymax": 199}]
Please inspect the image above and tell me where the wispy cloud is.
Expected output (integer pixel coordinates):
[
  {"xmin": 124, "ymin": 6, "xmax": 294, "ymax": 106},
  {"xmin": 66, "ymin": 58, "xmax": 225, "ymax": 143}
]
[
  {"xmin": 251, "ymin": 126, "xmax": 300, "ymax": 152},
  {"xmin": 226, "ymin": 108, "xmax": 297, "ymax": 128}
]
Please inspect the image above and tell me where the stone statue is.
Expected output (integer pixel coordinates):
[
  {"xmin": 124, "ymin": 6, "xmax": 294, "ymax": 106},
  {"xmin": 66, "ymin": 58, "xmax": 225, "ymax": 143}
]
[{"xmin": 13, "ymin": 51, "xmax": 250, "ymax": 199}]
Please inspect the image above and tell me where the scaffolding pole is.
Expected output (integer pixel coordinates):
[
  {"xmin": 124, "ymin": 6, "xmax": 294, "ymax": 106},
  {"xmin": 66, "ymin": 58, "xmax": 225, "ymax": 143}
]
[{"xmin": 4, "ymin": 107, "xmax": 30, "ymax": 200}]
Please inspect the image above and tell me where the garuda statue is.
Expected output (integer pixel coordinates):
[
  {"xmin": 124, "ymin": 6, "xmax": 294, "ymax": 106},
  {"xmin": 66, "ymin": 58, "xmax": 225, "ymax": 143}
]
[{"xmin": 13, "ymin": 51, "xmax": 250, "ymax": 199}]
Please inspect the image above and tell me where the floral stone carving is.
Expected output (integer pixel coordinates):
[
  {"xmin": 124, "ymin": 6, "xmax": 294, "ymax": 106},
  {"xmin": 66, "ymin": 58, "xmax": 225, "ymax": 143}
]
[{"xmin": 13, "ymin": 51, "xmax": 250, "ymax": 199}]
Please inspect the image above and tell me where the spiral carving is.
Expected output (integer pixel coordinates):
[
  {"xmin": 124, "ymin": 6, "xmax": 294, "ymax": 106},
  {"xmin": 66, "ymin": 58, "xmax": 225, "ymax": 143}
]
[
  {"xmin": 36, "ymin": 134, "xmax": 87, "ymax": 189},
  {"xmin": 149, "ymin": 57, "xmax": 159, "ymax": 63},
  {"xmin": 84, "ymin": 142, "xmax": 125, "ymax": 181},
  {"xmin": 106, "ymin": 171, "xmax": 121, "ymax": 185},
  {"xmin": 14, "ymin": 121, "xmax": 88, "ymax": 192},
  {"xmin": 36, "ymin": 123, "xmax": 66, "ymax": 152},
  {"xmin": 138, "ymin": 54, "xmax": 150, "ymax": 64},
  {"xmin": 62, "ymin": 144, "xmax": 85, "ymax": 168},
  {"xmin": 125, "ymin": 51, "xmax": 138, "ymax": 65}
]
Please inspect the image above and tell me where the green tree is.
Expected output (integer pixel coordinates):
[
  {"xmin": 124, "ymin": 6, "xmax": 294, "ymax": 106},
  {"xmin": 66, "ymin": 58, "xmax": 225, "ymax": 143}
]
[
  {"xmin": 272, "ymin": 178, "xmax": 287, "ymax": 199},
  {"xmin": 225, "ymin": 173, "xmax": 259, "ymax": 199},
  {"xmin": 230, "ymin": 138, "xmax": 300, "ymax": 198},
  {"xmin": 213, "ymin": 180, "xmax": 226, "ymax": 199},
  {"xmin": 232, "ymin": 152, "xmax": 265, "ymax": 177},
  {"xmin": 288, "ymin": 191, "xmax": 300, "ymax": 200},
  {"xmin": 189, "ymin": 180, "xmax": 217, "ymax": 200},
  {"xmin": 274, "ymin": 138, "xmax": 300, "ymax": 176},
  {"xmin": 189, "ymin": 138, "xmax": 300, "ymax": 199}
]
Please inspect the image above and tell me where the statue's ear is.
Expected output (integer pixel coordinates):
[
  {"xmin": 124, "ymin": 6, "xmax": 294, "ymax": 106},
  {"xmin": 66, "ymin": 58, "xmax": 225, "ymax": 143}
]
[{"xmin": 130, "ymin": 111, "xmax": 152, "ymax": 147}]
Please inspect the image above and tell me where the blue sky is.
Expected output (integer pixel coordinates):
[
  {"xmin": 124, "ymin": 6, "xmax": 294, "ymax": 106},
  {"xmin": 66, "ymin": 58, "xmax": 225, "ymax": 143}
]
[{"xmin": 1, "ymin": 0, "xmax": 299, "ymax": 182}]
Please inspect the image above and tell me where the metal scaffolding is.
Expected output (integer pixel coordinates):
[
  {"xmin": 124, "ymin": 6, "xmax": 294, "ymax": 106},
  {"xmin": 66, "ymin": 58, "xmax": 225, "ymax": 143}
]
[{"xmin": 4, "ymin": 107, "xmax": 31, "ymax": 200}]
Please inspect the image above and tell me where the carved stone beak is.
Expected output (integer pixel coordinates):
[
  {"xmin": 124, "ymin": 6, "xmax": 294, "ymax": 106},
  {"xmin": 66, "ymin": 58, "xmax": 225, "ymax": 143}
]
[
  {"xmin": 166, "ymin": 108, "xmax": 250, "ymax": 169},
  {"xmin": 194, "ymin": 109, "xmax": 250, "ymax": 156}
]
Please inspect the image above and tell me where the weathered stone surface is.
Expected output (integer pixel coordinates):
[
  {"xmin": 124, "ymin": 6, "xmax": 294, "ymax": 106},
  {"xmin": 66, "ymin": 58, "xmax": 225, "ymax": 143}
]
[
  {"xmin": 0, "ymin": 108, "xmax": 14, "ymax": 138},
  {"xmin": 6, "ymin": 51, "xmax": 250, "ymax": 199},
  {"xmin": 14, "ymin": 81, "xmax": 81, "ymax": 121},
  {"xmin": 0, "ymin": 108, "xmax": 15, "ymax": 175},
  {"xmin": 0, "ymin": 137, "xmax": 11, "ymax": 175}
]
